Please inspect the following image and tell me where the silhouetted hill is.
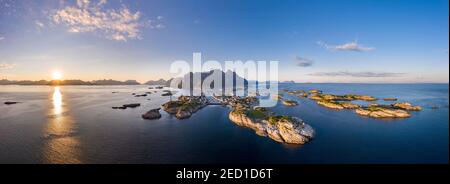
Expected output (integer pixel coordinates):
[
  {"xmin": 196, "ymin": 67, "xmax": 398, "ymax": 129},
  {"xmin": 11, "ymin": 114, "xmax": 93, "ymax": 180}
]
[
  {"xmin": 144, "ymin": 79, "xmax": 168, "ymax": 86},
  {"xmin": 168, "ymin": 70, "xmax": 249, "ymax": 95}
]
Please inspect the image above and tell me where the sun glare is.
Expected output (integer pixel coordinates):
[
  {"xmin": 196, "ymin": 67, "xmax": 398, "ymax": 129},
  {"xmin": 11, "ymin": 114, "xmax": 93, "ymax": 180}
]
[{"xmin": 52, "ymin": 71, "xmax": 63, "ymax": 80}]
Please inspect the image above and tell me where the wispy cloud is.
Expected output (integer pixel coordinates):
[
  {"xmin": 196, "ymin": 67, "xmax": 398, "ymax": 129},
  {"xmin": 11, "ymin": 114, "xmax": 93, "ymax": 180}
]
[
  {"xmin": 35, "ymin": 20, "xmax": 45, "ymax": 31},
  {"xmin": 318, "ymin": 41, "xmax": 375, "ymax": 52},
  {"xmin": 0, "ymin": 36, "xmax": 4, "ymax": 41},
  {"xmin": 294, "ymin": 56, "xmax": 313, "ymax": 67},
  {"xmin": 309, "ymin": 71, "xmax": 403, "ymax": 78},
  {"xmin": 0, "ymin": 63, "xmax": 15, "ymax": 70},
  {"xmin": 51, "ymin": 0, "xmax": 162, "ymax": 41},
  {"xmin": 35, "ymin": 20, "xmax": 44, "ymax": 28}
]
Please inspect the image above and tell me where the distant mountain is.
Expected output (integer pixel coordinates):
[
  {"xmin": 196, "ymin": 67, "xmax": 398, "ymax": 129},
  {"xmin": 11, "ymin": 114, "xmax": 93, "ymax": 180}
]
[
  {"xmin": 90, "ymin": 79, "xmax": 140, "ymax": 85},
  {"xmin": 144, "ymin": 79, "xmax": 168, "ymax": 86},
  {"xmin": 0, "ymin": 79, "xmax": 141, "ymax": 85},
  {"xmin": 168, "ymin": 69, "xmax": 249, "ymax": 95},
  {"xmin": 283, "ymin": 80, "xmax": 296, "ymax": 83}
]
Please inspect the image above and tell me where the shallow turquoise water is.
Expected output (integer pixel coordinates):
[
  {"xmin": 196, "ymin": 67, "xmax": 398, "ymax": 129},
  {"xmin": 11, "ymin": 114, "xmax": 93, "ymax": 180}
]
[{"xmin": 0, "ymin": 84, "xmax": 448, "ymax": 163}]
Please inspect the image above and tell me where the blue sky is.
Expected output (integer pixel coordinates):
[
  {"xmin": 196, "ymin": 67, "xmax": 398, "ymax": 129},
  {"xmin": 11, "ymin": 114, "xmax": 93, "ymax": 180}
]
[{"xmin": 0, "ymin": 0, "xmax": 448, "ymax": 83}]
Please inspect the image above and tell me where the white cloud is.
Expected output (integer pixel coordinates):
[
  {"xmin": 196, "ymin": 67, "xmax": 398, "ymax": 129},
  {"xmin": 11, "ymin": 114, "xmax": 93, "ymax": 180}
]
[
  {"xmin": 309, "ymin": 71, "xmax": 403, "ymax": 78},
  {"xmin": 51, "ymin": 0, "xmax": 157, "ymax": 41},
  {"xmin": 97, "ymin": 0, "xmax": 107, "ymax": 6},
  {"xmin": 35, "ymin": 20, "xmax": 45, "ymax": 28},
  {"xmin": 0, "ymin": 36, "xmax": 4, "ymax": 41},
  {"xmin": 35, "ymin": 20, "xmax": 45, "ymax": 32},
  {"xmin": 318, "ymin": 41, "xmax": 375, "ymax": 52}
]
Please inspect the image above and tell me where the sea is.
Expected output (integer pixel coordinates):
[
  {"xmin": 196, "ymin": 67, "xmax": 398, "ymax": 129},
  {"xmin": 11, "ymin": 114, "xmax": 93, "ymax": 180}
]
[{"xmin": 0, "ymin": 83, "xmax": 448, "ymax": 164}]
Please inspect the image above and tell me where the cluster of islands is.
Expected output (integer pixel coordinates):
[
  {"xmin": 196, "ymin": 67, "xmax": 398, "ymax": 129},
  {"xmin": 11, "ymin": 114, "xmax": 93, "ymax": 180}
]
[
  {"xmin": 1, "ymin": 70, "xmax": 427, "ymax": 145},
  {"xmin": 105, "ymin": 84, "xmax": 424, "ymax": 145},
  {"xmin": 278, "ymin": 89, "xmax": 423, "ymax": 118},
  {"xmin": 122, "ymin": 83, "xmax": 428, "ymax": 145}
]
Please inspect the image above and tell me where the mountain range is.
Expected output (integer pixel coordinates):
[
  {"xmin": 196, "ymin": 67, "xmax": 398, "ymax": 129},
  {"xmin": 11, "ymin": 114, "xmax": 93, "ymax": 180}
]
[{"xmin": 0, "ymin": 70, "xmax": 250, "ymax": 88}]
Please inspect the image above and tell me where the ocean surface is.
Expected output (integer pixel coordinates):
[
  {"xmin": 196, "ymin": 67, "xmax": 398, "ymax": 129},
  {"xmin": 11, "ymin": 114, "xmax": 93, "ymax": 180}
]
[{"xmin": 0, "ymin": 84, "xmax": 448, "ymax": 164}]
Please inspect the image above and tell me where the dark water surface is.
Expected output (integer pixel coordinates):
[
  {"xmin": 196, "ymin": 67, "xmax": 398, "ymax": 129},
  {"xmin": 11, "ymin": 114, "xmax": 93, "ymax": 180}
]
[{"xmin": 0, "ymin": 84, "xmax": 448, "ymax": 163}]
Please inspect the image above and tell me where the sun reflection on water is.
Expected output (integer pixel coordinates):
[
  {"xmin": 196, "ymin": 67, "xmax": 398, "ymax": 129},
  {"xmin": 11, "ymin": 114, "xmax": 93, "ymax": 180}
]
[
  {"xmin": 52, "ymin": 87, "xmax": 62, "ymax": 115},
  {"xmin": 43, "ymin": 86, "xmax": 81, "ymax": 164}
]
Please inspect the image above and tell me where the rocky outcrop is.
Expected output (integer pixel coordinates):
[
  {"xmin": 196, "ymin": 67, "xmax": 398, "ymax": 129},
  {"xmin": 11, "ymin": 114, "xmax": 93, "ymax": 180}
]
[
  {"xmin": 309, "ymin": 95, "xmax": 323, "ymax": 101},
  {"xmin": 353, "ymin": 95, "xmax": 377, "ymax": 101},
  {"xmin": 298, "ymin": 93, "xmax": 308, "ymax": 98},
  {"xmin": 355, "ymin": 107, "xmax": 411, "ymax": 118},
  {"xmin": 282, "ymin": 100, "xmax": 298, "ymax": 106},
  {"xmin": 229, "ymin": 110, "xmax": 314, "ymax": 144},
  {"xmin": 383, "ymin": 98, "xmax": 398, "ymax": 101},
  {"xmin": 317, "ymin": 100, "xmax": 344, "ymax": 110},
  {"xmin": 273, "ymin": 94, "xmax": 283, "ymax": 100},
  {"xmin": 392, "ymin": 102, "xmax": 422, "ymax": 111},
  {"xmin": 4, "ymin": 101, "xmax": 20, "ymax": 105},
  {"xmin": 161, "ymin": 91, "xmax": 173, "ymax": 96},
  {"xmin": 123, "ymin": 103, "xmax": 141, "ymax": 108},
  {"xmin": 134, "ymin": 94, "xmax": 148, "ymax": 97},
  {"xmin": 112, "ymin": 103, "xmax": 141, "ymax": 109},
  {"xmin": 308, "ymin": 89, "xmax": 322, "ymax": 94},
  {"xmin": 340, "ymin": 102, "xmax": 361, "ymax": 109},
  {"xmin": 142, "ymin": 108, "xmax": 162, "ymax": 120},
  {"xmin": 288, "ymin": 90, "xmax": 305, "ymax": 95},
  {"xmin": 311, "ymin": 94, "xmax": 377, "ymax": 101}
]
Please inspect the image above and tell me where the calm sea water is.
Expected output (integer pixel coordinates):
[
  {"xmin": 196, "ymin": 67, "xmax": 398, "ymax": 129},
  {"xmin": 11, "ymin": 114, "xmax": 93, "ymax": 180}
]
[{"xmin": 0, "ymin": 84, "xmax": 448, "ymax": 164}]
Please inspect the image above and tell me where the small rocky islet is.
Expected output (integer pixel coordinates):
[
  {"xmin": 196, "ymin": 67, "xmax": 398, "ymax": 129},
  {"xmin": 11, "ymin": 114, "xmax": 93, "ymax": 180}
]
[
  {"xmin": 282, "ymin": 100, "xmax": 299, "ymax": 106},
  {"xmin": 142, "ymin": 108, "xmax": 162, "ymax": 120},
  {"xmin": 4, "ymin": 101, "xmax": 20, "ymax": 105},
  {"xmin": 112, "ymin": 103, "xmax": 141, "ymax": 109}
]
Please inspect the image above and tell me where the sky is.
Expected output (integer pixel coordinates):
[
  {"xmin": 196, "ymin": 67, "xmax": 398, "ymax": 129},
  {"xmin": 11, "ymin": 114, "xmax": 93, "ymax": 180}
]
[{"xmin": 0, "ymin": 0, "xmax": 448, "ymax": 83}]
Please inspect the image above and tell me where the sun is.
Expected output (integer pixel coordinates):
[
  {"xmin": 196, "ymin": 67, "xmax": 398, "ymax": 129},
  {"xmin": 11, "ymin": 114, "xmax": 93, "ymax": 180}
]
[{"xmin": 52, "ymin": 71, "xmax": 63, "ymax": 80}]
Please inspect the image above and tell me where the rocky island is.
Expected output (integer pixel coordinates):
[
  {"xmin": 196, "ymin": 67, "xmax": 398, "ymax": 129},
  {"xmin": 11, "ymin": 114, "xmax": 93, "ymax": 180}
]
[
  {"xmin": 282, "ymin": 100, "xmax": 299, "ymax": 106},
  {"xmin": 383, "ymin": 98, "xmax": 398, "ymax": 101},
  {"xmin": 392, "ymin": 102, "xmax": 422, "ymax": 111},
  {"xmin": 308, "ymin": 93, "xmax": 377, "ymax": 102},
  {"xmin": 161, "ymin": 95, "xmax": 208, "ymax": 119},
  {"xmin": 112, "ymin": 103, "xmax": 141, "ymax": 109},
  {"xmin": 142, "ymin": 108, "xmax": 162, "ymax": 120},
  {"xmin": 355, "ymin": 106, "xmax": 411, "ymax": 118},
  {"xmin": 316, "ymin": 100, "xmax": 361, "ymax": 110},
  {"xmin": 355, "ymin": 102, "xmax": 423, "ymax": 119},
  {"xmin": 228, "ymin": 103, "xmax": 314, "ymax": 144},
  {"xmin": 4, "ymin": 101, "xmax": 20, "ymax": 105}
]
